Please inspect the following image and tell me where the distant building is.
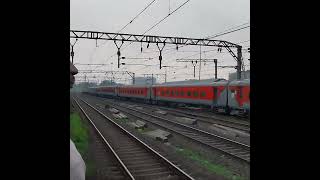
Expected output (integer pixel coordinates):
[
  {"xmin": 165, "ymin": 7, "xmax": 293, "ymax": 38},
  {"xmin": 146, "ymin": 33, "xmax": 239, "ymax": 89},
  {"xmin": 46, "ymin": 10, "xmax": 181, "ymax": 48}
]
[
  {"xmin": 134, "ymin": 76, "xmax": 157, "ymax": 85},
  {"xmin": 228, "ymin": 70, "xmax": 250, "ymax": 80}
]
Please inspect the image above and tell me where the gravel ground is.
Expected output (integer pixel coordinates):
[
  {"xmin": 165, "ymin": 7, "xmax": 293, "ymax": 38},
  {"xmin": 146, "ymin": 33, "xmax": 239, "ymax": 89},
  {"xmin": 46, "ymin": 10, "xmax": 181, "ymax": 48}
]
[
  {"xmin": 82, "ymin": 94, "xmax": 250, "ymax": 180},
  {"xmin": 73, "ymin": 97, "xmax": 129, "ymax": 180},
  {"xmin": 102, "ymin": 98, "xmax": 250, "ymax": 145},
  {"xmin": 100, "ymin": 97, "xmax": 250, "ymax": 146}
]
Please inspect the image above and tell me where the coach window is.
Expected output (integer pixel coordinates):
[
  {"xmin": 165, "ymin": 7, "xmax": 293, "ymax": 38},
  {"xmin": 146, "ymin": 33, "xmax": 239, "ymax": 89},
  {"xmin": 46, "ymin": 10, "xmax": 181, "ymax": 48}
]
[
  {"xmin": 193, "ymin": 91, "xmax": 199, "ymax": 97},
  {"xmin": 166, "ymin": 90, "xmax": 170, "ymax": 95},
  {"xmin": 180, "ymin": 91, "xmax": 184, "ymax": 96},
  {"xmin": 161, "ymin": 90, "xmax": 165, "ymax": 96},
  {"xmin": 171, "ymin": 90, "xmax": 174, "ymax": 96},
  {"xmin": 175, "ymin": 90, "xmax": 179, "ymax": 96},
  {"xmin": 187, "ymin": 91, "xmax": 191, "ymax": 97},
  {"xmin": 200, "ymin": 91, "xmax": 206, "ymax": 97}
]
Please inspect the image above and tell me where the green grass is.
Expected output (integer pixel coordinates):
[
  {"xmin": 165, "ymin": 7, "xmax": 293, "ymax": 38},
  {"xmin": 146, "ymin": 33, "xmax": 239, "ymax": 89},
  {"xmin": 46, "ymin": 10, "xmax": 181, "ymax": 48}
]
[
  {"xmin": 70, "ymin": 112, "xmax": 89, "ymax": 156},
  {"xmin": 70, "ymin": 112, "xmax": 94, "ymax": 176},
  {"xmin": 137, "ymin": 128, "xmax": 150, "ymax": 133},
  {"xmin": 176, "ymin": 147, "xmax": 246, "ymax": 180}
]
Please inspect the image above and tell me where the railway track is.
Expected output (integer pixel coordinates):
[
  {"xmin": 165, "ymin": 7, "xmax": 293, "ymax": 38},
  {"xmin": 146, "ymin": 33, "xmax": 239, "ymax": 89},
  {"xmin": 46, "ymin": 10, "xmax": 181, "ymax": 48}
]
[
  {"xmin": 91, "ymin": 95, "xmax": 250, "ymax": 133},
  {"xmin": 150, "ymin": 105, "xmax": 249, "ymax": 133},
  {"xmin": 73, "ymin": 96, "xmax": 194, "ymax": 180},
  {"xmin": 118, "ymin": 99, "xmax": 249, "ymax": 133},
  {"xmin": 82, "ymin": 95, "xmax": 250, "ymax": 164}
]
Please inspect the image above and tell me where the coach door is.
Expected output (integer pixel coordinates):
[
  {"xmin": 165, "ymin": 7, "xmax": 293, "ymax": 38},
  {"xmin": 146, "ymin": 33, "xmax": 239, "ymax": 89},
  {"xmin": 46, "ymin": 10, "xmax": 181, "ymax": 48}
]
[{"xmin": 213, "ymin": 87, "xmax": 218, "ymax": 105}]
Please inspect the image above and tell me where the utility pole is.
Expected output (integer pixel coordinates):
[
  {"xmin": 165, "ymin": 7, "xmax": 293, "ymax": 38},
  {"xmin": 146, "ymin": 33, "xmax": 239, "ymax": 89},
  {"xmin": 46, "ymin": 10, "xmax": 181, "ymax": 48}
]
[
  {"xmin": 165, "ymin": 68, "xmax": 167, "ymax": 83},
  {"xmin": 199, "ymin": 45, "xmax": 201, "ymax": 80},
  {"xmin": 214, "ymin": 59, "xmax": 218, "ymax": 79},
  {"xmin": 151, "ymin": 74, "xmax": 154, "ymax": 85},
  {"xmin": 162, "ymin": 65, "xmax": 181, "ymax": 83},
  {"xmin": 237, "ymin": 46, "xmax": 242, "ymax": 80},
  {"xmin": 177, "ymin": 58, "xmax": 217, "ymax": 79}
]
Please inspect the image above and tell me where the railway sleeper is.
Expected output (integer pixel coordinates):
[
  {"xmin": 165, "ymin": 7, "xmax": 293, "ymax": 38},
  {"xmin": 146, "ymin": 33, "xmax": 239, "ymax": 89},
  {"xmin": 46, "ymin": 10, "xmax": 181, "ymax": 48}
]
[
  {"xmin": 133, "ymin": 171, "xmax": 174, "ymax": 180},
  {"xmin": 121, "ymin": 158, "xmax": 161, "ymax": 165},
  {"xmin": 131, "ymin": 166, "xmax": 170, "ymax": 175}
]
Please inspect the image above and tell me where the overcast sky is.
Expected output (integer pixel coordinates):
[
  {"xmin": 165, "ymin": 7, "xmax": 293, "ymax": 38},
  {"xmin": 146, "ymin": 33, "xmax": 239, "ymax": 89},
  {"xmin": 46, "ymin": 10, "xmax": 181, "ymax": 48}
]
[{"xmin": 71, "ymin": 0, "xmax": 250, "ymax": 84}]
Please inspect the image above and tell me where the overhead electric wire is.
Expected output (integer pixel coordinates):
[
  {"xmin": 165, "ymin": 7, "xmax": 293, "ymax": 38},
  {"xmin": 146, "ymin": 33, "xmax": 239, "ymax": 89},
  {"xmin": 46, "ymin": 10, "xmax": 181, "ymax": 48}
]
[
  {"xmin": 204, "ymin": 22, "xmax": 249, "ymax": 39},
  {"xmin": 206, "ymin": 25, "xmax": 250, "ymax": 39},
  {"xmin": 117, "ymin": 0, "xmax": 158, "ymax": 34},
  {"xmin": 142, "ymin": 0, "xmax": 191, "ymax": 35},
  {"xmin": 107, "ymin": 0, "xmax": 191, "ymax": 60},
  {"xmin": 97, "ymin": 0, "xmax": 158, "ymax": 50}
]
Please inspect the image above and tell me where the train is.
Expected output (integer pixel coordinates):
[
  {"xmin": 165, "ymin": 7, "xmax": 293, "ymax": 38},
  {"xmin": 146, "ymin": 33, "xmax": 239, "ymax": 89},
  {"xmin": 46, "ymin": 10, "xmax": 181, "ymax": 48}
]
[{"xmin": 83, "ymin": 78, "xmax": 250, "ymax": 116}]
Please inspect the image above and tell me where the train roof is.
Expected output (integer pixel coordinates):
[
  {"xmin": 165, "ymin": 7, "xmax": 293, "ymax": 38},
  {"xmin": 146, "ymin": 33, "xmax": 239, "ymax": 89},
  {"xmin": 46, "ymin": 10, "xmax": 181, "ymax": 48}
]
[
  {"xmin": 89, "ymin": 85, "xmax": 118, "ymax": 89},
  {"xmin": 152, "ymin": 78, "xmax": 229, "ymax": 87},
  {"xmin": 228, "ymin": 79, "xmax": 250, "ymax": 86},
  {"xmin": 117, "ymin": 85, "xmax": 152, "ymax": 88}
]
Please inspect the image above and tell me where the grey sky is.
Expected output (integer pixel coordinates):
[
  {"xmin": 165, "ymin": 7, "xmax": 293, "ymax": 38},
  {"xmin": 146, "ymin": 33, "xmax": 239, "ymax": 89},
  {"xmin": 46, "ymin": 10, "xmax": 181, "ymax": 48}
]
[{"xmin": 71, "ymin": 0, "xmax": 250, "ymax": 84}]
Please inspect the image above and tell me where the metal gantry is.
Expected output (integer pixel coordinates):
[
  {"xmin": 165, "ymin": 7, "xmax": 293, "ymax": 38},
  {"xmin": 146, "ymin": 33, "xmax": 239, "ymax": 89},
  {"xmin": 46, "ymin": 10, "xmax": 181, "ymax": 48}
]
[
  {"xmin": 70, "ymin": 30, "xmax": 243, "ymax": 79},
  {"xmin": 77, "ymin": 70, "xmax": 135, "ymax": 85}
]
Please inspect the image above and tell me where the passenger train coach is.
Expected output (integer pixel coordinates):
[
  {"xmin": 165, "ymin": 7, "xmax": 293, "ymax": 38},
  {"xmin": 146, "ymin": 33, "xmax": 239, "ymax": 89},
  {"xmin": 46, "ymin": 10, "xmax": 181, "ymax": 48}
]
[{"xmin": 84, "ymin": 79, "xmax": 250, "ymax": 116}]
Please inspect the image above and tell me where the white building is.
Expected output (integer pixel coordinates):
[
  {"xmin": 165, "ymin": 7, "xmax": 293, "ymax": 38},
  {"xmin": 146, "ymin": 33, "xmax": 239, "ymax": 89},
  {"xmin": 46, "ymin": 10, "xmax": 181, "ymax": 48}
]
[
  {"xmin": 228, "ymin": 70, "xmax": 250, "ymax": 80},
  {"xmin": 134, "ymin": 77, "xmax": 157, "ymax": 85}
]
